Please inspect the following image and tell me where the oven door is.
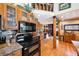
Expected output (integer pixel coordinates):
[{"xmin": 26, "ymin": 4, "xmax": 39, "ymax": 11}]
[
  {"xmin": 29, "ymin": 43, "xmax": 39, "ymax": 56},
  {"xmin": 22, "ymin": 44, "xmax": 39, "ymax": 56}
]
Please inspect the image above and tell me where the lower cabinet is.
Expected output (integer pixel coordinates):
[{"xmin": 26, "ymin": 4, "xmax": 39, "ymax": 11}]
[
  {"xmin": 64, "ymin": 32, "xmax": 76, "ymax": 43},
  {"xmin": 33, "ymin": 52, "xmax": 39, "ymax": 56},
  {"xmin": 12, "ymin": 49, "xmax": 22, "ymax": 56},
  {"xmin": 6, "ymin": 53, "xmax": 13, "ymax": 56},
  {"xmin": 6, "ymin": 49, "xmax": 22, "ymax": 56}
]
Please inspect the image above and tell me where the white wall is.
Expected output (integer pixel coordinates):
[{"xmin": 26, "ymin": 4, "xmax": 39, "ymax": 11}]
[{"xmin": 54, "ymin": 3, "xmax": 79, "ymax": 15}]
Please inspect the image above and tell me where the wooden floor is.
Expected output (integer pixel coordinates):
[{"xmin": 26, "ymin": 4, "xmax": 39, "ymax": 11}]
[{"xmin": 40, "ymin": 38, "xmax": 78, "ymax": 56}]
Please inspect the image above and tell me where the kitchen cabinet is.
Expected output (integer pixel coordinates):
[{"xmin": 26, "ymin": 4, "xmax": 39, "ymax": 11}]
[
  {"xmin": 6, "ymin": 49, "xmax": 22, "ymax": 56},
  {"xmin": 64, "ymin": 32, "xmax": 76, "ymax": 43},
  {"xmin": 12, "ymin": 49, "xmax": 22, "ymax": 56},
  {"xmin": 33, "ymin": 52, "xmax": 39, "ymax": 56},
  {"xmin": 0, "ymin": 3, "xmax": 41, "ymax": 30},
  {"xmin": 3, "ymin": 4, "xmax": 18, "ymax": 30},
  {"xmin": 0, "ymin": 4, "xmax": 5, "ymax": 29},
  {"xmin": 16, "ymin": 7, "xmax": 22, "ymax": 29}
]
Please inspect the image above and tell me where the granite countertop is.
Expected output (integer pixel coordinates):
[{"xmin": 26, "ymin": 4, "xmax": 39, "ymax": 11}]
[
  {"xmin": 72, "ymin": 41, "xmax": 79, "ymax": 48},
  {"xmin": 72, "ymin": 40, "xmax": 79, "ymax": 52},
  {"xmin": 0, "ymin": 43, "xmax": 23, "ymax": 56}
]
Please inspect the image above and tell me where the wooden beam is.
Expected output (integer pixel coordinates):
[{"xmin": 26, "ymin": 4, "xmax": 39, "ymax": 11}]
[
  {"xmin": 35, "ymin": 3, "xmax": 38, "ymax": 9},
  {"xmin": 58, "ymin": 18, "xmax": 61, "ymax": 40},
  {"xmin": 42, "ymin": 4, "xmax": 45, "ymax": 10},
  {"xmin": 38, "ymin": 4, "xmax": 40, "ymax": 10},
  {"xmin": 53, "ymin": 16, "xmax": 56, "ymax": 48},
  {"xmin": 46, "ymin": 4, "xmax": 48, "ymax": 11}
]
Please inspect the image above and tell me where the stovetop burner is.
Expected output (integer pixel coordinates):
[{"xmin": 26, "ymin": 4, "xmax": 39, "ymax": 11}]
[
  {"xmin": 18, "ymin": 39, "xmax": 39, "ymax": 48},
  {"xmin": 19, "ymin": 42, "xmax": 31, "ymax": 48}
]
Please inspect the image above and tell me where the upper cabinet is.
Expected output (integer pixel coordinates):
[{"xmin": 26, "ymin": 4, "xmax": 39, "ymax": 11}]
[
  {"xmin": 7, "ymin": 6, "xmax": 16, "ymax": 27},
  {"xmin": 4, "ymin": 4, "xmax": 18, "ymax": 30},
  {"xmin": 0, "ymin": 3, "xmax": 37, "ymax": 30}
]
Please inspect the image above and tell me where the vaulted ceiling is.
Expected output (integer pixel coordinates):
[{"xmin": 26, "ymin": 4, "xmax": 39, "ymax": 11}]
[
  {"xmin": 32, "ymin": 9, "xmax": 54, "ymax": 25},
  {"xmin": 31, "ymin": 3, "xmax": 54, "ymax": 25}
]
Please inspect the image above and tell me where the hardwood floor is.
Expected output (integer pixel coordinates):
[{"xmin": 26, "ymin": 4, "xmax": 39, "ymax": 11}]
[{"xmin": 40, "ymin": 37, "xmax": 78, "ymax": 56}]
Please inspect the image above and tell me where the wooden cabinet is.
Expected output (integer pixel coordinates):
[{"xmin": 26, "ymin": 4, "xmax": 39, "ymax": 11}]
[
  {"xmin": 33, "ymin": 52, "xmax": 40, "ymax": 56},
  {"xmin": 12, "ymin": 49, "xmax": 22, "ymax": 56},
  {"xmin": 0, "ymin": 4, "xmax": 19, "ymax": 30},
  {"xmin": 16, "ymin": 7, "xmax": 22, "ymax": 29},
  {"xmin": 4, "ymin": 4, "xmax": 18, "ymax": 30},
  {"xmin": 0, "ymin": 3, "xmax": 39, "ymax": 30},
  {"xmin": 0, "ymin": 4, "xmax": 5, "ymax": 29},
  {"xmin": 64, "ymin": 32, "xmax": 76, "ymax": 43},
  {"xmin": 6, "ymin": 49, "xmax": 22, "ymax": 56}
]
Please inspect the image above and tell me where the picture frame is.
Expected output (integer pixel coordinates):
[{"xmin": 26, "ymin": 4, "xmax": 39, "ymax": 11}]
[{"xmin": 59, "ymin": 3, "xmax": 71, "ymax": 11}]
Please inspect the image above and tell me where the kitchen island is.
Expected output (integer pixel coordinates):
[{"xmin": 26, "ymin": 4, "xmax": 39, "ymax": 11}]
[{"xmin": 72, "ymin": 40, "xmax": 79, "ymax": 56}]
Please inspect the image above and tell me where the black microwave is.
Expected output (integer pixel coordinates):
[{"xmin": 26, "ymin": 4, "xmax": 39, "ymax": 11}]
[{"xmin": 18, "ymin": 21, "xmax": 36, "ymax": 33}]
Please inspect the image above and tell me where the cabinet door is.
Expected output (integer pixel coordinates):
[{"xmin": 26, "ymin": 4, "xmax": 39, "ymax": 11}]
[
  {"xmin": 0, "ymin": 4, "xmax": 5, "ymax": 29},
  {"xmin": 33, "ymin": 52, "xmax": 39, "ymax": 56},
  {"xmin": 4, "ymin": 4, "xmax": 18, "ymax": 30},
  {"xmin": 16, "ymin": 7, "xmax": 22, "ymax": 21},
  {"xmin": 12, "ymin": 49, "xmax": 22, "ymax": 56}
]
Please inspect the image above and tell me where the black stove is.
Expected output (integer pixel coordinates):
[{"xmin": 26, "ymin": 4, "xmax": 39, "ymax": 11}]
[
  {"xmin": 19, "ymin": 42, "xmax": 31, "ymax": 47},
  {"xmin": 16, "ymin": 33, "xmax": 40, "ymax": 56}
]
